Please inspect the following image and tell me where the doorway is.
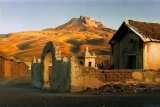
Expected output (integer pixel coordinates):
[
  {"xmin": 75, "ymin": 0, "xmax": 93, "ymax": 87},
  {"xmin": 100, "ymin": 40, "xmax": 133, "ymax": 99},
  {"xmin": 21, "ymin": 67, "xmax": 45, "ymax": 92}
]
[
  {"xmin": 80, "ymin": 61, "xmax": 83, "ymax": 65},
  {"xmin": 128, "ymin": 55, "xmax": 136, "ymax": 69},
  {"xmin": 89, "ymin": 62, "xmax": 92, "ymax": 67}
]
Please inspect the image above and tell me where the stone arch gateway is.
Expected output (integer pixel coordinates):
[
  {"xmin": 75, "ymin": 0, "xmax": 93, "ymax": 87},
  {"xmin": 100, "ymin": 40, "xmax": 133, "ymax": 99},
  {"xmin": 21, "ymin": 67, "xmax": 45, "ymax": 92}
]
[
  {"xmin": 31, "ymin": 41, "xmax": 72, "ymax": 92},
  {"xmin": 41, "ymin": 42, "xmax": 56, "ymax": 88},
  {"xmin": 31, "ymin": 41, "xmax": 106, "ymax": 93}
]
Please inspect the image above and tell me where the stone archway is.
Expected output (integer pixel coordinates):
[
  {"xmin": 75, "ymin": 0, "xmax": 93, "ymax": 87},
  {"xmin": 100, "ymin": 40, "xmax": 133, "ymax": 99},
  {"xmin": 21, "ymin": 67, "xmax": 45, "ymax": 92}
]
[
  {"xmin": 44, "ymin": 51, "xmax": 52, "ymax": 87},
  {"xmin": 41, "ymin": 41, "xmax": 56, "ymax": 88}
]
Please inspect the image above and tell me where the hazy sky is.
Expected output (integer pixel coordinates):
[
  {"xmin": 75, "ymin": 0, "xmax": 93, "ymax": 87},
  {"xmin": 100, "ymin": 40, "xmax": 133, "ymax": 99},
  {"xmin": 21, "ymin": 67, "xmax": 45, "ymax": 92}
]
[{"xmin": 0, "ymin": 0, "xmax": 160, "ymax": 34}]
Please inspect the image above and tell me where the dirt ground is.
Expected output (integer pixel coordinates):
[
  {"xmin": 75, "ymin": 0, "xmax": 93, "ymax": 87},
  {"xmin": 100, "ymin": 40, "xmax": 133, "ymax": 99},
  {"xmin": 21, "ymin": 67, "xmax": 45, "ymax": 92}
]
[{"xmin": 0, "ymin": 75, "xmax": 160, "ymax": 107}]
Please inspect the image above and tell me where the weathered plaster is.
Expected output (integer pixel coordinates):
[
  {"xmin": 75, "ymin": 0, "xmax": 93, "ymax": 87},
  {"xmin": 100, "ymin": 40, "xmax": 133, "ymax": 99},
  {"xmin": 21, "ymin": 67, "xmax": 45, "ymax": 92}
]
[
  {"xmin": 143, "ymin": 42, "xmax": 160, "ymax": 69},
  {"xmin": 111, "ymin": 32, "xmax": 143, "ymax": 69}
]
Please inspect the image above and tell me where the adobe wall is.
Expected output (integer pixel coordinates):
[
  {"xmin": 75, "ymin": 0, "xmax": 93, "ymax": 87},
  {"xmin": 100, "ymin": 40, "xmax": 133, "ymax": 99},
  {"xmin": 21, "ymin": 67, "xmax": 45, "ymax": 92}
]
[
  {"xmin": 10, "ymin": 60, "xmax": 20, "ymax": 75},
  {"xmin": 71, "ymin": 68, "xmax": 160, "ymax": 92},
  {"xmin": 0, "ymin": 57, "xmax": 11, "ymax": 77},
  {"xmin": 0, "ymin": 55, "xmax": 29, "ymax": 77},
  {"xmin": 31, "ymin": 41, "xmax": 160, "ymax": 93},
  {"xmin": 70, "ymin": 58, "xmax": 106, "ymax": 92},
  {"xmin": 143, "ymin": 42, "xmax": 160, "ymax": 69},
  {"xmin": 0, "ymin": 56, "xmax": 5, "ymax": 77},
  {"xmin": 19, "ymin": 62, "xmax": 29, "ymax": 74},
  {"xmin": 31, "ymin": 56, "xmax": 160, "ymax": 93},
  {"xmin": 4, "ymin": 60, "xmax": 11, "ymax": 77}
]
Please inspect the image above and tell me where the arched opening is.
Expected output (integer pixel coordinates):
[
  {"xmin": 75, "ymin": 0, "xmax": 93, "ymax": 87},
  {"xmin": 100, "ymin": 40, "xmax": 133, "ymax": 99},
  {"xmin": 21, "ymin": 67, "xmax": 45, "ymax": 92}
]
[{"xmin": 44, "ymin": 51, "xmax": 52, "ymax": 87}]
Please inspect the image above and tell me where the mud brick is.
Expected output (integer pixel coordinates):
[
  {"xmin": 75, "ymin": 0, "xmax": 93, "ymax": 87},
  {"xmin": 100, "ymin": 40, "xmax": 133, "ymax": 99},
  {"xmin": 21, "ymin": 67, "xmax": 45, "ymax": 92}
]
[
  {"xmin": 112, "ymin": 71, "xmax": 119, "ymax": 73},
  {"xmin": 105, "ymin": 73, "xmax": 111, "ymax": 75},
  {"xmin": 105, "ymin": 70, "xmax": 111, "ymax": 73},
  {"xmin": 113, "ymin": 78, "xmax": 120, "ymax": 81},
  {"xmin": 124, "ymin": 74, "xmax": 132, "ymax": 77},
  {"xmin": 121, "ymin": 72, "xmax": 128, "ymax": 75},
  {"xmin": 107, "ymin": 73, "xmax": 114, "ymax": 76},
  {"xmin": 117, "ymin": 75, "xmax": 124, "ymax": 78},
  {"xmin": 110, "ymin": 75, "xmax": 118, "ymax": 78},
  {"xmin": 124, "ymin": 75, "xmax": 132, "ymax": 78},
  {"xmin": 105, "ymin": 75, "xmax": 110, "ymax": 78},
  {"xmin": 106, "ymin": 78, "xmax": 114, "ymax": 81},
  {"xmin": 118, "ymin": 70, "xmax": 125, "ymax": 72}
]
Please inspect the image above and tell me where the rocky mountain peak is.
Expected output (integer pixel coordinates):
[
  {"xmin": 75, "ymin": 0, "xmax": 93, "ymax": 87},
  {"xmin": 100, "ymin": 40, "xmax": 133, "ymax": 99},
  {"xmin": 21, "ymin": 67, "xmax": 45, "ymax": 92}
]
[{"xmin": 54, "ymin": 15, "xmax": 107, "ymax": 30}]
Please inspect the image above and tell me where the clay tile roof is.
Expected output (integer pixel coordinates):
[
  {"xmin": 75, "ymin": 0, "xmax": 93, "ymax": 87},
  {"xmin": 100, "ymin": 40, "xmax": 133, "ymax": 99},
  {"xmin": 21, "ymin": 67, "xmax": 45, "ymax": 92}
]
[{"xmin": 128, "ymin": 20, "xmax": 160, "ymax": 40}]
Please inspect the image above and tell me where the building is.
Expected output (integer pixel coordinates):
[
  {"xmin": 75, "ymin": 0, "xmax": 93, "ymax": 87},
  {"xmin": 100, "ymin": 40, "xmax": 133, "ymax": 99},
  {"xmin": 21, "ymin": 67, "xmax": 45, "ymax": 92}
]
[
  {"xmin": 0, "ymin": 51, "xmax": 11, "ymax": 77},
  {"xmin": 109, "ymin": 20, "xmax": 160, "ymax": 69},
  {"xmin": 18, "ymin": 61, "xmax": 29, "ymax": 75},
  {"xmin": 78, "ymin": 46, "xmax": 96, "ymax": 67},
  {"xmin": 10, "ymin": 59, "xmax": 20, "ymax": 75},
  {"xmin": 0, "ymin": 51, "xmax": 29, "ymax": 77}
]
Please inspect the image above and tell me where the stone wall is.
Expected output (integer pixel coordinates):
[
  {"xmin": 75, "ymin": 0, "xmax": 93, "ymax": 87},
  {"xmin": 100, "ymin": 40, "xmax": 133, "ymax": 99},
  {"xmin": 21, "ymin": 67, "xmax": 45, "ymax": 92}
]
[
  {"xmin": 31, "ymin": 63, "xmax": 43, "ymax": 88},
  {"xmin": 31, "ymin": 41, "xmax": 160, "ymax": 93},
  {"xmin": 31, "ymin": 57, "xmax": 71, "ymax": 92}
]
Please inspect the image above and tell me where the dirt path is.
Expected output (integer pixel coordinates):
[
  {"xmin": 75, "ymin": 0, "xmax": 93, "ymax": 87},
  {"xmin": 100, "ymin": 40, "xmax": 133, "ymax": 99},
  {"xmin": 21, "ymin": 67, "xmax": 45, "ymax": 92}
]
[
  {"xmin": 0, "ymin": 75, "xmax": 160, "ymax": 107},
  {"xmin": 0, "ymin": 76, "xmax": 20, "ymax": 85}
]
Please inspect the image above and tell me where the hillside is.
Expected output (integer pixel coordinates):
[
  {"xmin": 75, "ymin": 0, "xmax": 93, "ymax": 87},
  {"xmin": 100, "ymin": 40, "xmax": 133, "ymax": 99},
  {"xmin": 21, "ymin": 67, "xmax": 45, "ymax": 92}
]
[{"xmin": 0, "ymin": 16, "xmax": 115, "ymax": 65}]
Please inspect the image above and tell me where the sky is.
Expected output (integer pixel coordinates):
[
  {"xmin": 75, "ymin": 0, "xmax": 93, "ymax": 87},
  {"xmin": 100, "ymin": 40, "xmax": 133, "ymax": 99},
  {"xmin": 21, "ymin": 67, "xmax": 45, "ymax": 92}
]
[{"xmin": 0, "ymin": 0, "xmax": 160, "ymax": 34}]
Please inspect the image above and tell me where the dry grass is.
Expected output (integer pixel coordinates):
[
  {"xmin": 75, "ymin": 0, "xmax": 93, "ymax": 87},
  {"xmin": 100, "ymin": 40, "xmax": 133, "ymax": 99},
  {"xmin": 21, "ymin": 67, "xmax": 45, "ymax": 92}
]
[{"xmin": 0, "ymin": 17, "xmax": 115, "ymax": 65}]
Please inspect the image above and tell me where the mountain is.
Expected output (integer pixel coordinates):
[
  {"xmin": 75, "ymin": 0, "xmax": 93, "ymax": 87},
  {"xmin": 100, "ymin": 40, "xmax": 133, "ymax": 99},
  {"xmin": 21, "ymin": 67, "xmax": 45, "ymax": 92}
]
[
  {"xmin": 0, "ymin": 16, "xmax": 116, "ymax": 65},
  {"xmin": 54, "ymin": 15, "xmax": 107, "ymax": 30}
]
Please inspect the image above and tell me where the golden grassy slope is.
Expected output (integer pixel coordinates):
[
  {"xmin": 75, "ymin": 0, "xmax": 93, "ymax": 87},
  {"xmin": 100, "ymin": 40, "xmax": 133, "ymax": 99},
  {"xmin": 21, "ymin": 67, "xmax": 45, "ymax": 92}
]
[
  {"xmin": 0, "ymin": 17, "xmax": 115, "ymax": 65},
  {"xmin": 0, "ymin": 28, "xmax": 114, "ymax": 63}
]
